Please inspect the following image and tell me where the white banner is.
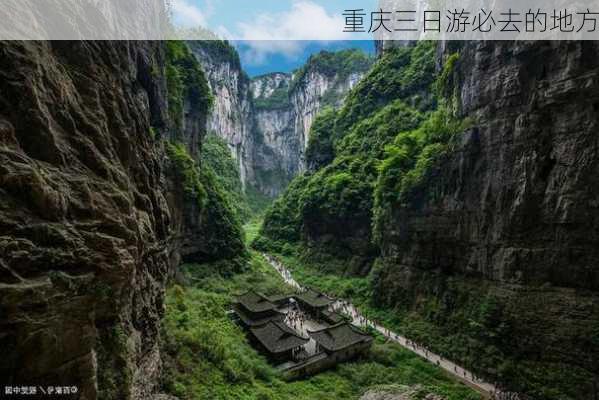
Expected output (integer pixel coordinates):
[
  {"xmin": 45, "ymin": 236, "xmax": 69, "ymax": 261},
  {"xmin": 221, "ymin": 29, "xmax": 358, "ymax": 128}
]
[{"xmin": 0, "ymin": 0, "xmax": 597, "ymax": 40}]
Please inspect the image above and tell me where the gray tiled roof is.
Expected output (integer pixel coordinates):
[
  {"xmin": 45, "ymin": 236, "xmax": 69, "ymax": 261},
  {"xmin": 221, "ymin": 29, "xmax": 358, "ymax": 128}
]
[
  {"xmin": 268, "ymin": 294, "xmax": 292, "ymax": 304},
  {"xmin": 296, "ymin": 288, "xmax": 333, "ymax": 308},
  {"xmin": 309, "ymin": 323, "xmax": 373, "ymax": 352},
  {"xmin": 321, "ymin": 310, "xmax": 345, "ymax": 324},
  {"xmin": 235, "ymin": 290, "xmax": 277, "ymax": 313},
  {"xmin": 250, "ymin": 321, "xmax": 309, "ymax": 354},
  {"xmin": 233, "ymin": 304, "xmax": 285, "ymax": 327}
]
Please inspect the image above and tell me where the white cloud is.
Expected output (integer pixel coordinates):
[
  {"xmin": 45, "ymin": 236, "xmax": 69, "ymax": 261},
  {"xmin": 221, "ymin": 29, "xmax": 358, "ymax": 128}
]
[
  {"xmin": 238, "ymin": 1, "xmax": 350, "ymax": 41},
  {"xmin": 235, "ymin": 1, "xmax": 350, "ymax": 65},
  {"xmin": 170, "ymin": 0, "xmax": 208, "ymax": 29},
  {"xmin": 215, "ymin": 24, "xmax": 234, "ymax": 41},
  {"xmin": 239, "ymin": 41, "xmax": 306, "ymax": 66}
]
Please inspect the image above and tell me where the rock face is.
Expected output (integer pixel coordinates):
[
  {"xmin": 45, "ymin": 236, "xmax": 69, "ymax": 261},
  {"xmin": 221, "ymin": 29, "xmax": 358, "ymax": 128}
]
[
  {"xmin": 250, "ymin": 72, "xmax": 299, "ymax": 197},
  {"xmin": 188, "ymin": 41, "xmax": 255, "ymax": 190},
  {"xmin": 0, "ymin": 41, "xmax": 172, "ymax": 398},
  {"xmin": 190, "ymin": 42, "xmax": 372, "ymax": 197},
  {"xmin": 250, "ymin": 64, "xmax": 368, "ymax": 196},
  {"xmin": 0, "ymin": 38, "xmax": 241, "ymax": 398},
  {"xmin": 374, "ymin": 41, "xmax": 599, "ymax": 398}
]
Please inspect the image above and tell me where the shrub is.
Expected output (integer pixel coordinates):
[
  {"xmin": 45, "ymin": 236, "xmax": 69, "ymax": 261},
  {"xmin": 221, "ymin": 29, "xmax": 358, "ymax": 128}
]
[
  {"xmin": 201, "ymin": 134, "xmax": 251, "ymax": 222},
  {"xmin": 335, "ymin": 41, "xmax": 436, "ymax": 135},
  {"xmin": 165, "ymin": 41, "xmax": 213, "ymax": 131},
  {"xmin": 196, "ymin": 167, "xmax": 247, "ymax": 264},
  {"xmin": 289, "ymin": 49, "xmax": 373, "ymax": 94},
  {"xmin": 166, "ymin": 141, "xmax": 207, "ymax": 208},
  {"xmin": 372, "ymin": 105, "xmax": 471, "ymax": 242}
]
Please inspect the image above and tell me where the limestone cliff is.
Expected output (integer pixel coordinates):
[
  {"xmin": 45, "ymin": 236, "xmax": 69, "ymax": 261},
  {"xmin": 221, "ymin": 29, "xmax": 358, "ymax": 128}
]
[
  {"xmin": 250, "ymin": 50, "xmax": 373, "ymax": 196},
  {"xmin": 373, "ymin": 41, "xmax": 599, "ymax": 399},
  {"xmin": 250, "ymin": 72, "xmax": 298, "ymax": 197},
  {"xmin": 163, "ymin": 41, "xmax": 245, "ymax": 266},
  {"xmin": 190, "ymin": 42, "xmax": 373, "ymax": 197},
  {"xmin": 187, "ymin": 41, "xmax": 255, "ymax": 190},
  {"xmin": 0, "ymin": 40, "xmax": 173, "ymax": 399}
]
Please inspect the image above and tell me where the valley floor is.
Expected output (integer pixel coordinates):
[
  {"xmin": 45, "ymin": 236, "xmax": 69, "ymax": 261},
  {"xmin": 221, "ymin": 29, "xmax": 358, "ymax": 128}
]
[
  {"xmin": 159, "ymin": 223, "xmax": 482, "ymax": 400},
  {"xmin": 263, "ymin": 254, "xmax": 496, "ymax": 397}
]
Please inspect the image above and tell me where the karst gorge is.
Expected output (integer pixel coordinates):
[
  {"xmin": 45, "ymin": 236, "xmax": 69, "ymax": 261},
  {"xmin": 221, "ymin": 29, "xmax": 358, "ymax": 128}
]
[{"xmin": 1, "ymin": 29, "xmax": 598, "ymax": 400}]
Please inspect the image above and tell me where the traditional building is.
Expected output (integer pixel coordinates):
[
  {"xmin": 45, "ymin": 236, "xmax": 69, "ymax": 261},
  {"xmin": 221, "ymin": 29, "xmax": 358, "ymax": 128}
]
[
  {"xmin": 295, "ymin": 288, "xmax": 333, "ymax": 318},
  {"xmin": 309, "ymin": 322, "xmax": 373, "ymax": 362},
  {"xmin": 232, "ymin": 289, "xmax": 373, "ymax": 378},
  {"xmin": 250, "ymin": 321, "xmax": 309, "ymax": 363},
  {"xmin": 321, "ymin": 309, "xmax": 346, "ymax": 325},
  {"xmin": 268, "ymin": 294, "xmax": 293, "ymax": 308},
  {"xmin": 233, "ymin": 290, "xmax": 285, "ymax": 327}
]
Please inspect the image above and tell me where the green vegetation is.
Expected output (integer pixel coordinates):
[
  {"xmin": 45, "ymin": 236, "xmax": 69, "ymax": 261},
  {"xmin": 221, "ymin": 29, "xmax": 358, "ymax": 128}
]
[
  {"xmin": 167, "ymin": 139, "xmax": 246, "ymax": 266},
  {"xmin": 436, "ymin": 53, "xmax": 460, "ymax": 100},
  {"xmin": 290, "ymin": 49, "xmax": 373, "ymax": 94},
  {"xmin": 335, "ymin": 42, "xmax": 436, "ymax": 134},
  {"xmin": 243, "ymin": 219, "xmax": 263, "ymax": 245},
  {"xmin": 167, "ymin": 141, "xmax": 207, "ymax": 208},
  {"xmin": 256, "ymin": 243, "xmax": 595, "ymax": 400},
  {"xmin": 160, "ymin": 250, "xmax": 481, "ymax": 400},
  {"xmin": 305, "ymin": 107, "xmax": 336, "ymax": 170},
  {"xmin": 97, "ymin": 325, "xmax": 133, "ymax": 400},
  {"xmin": 166, "ymin": 40, "xmax": 213, "ymax": 131},
  {"xmin": 258, "ymin": 42, "xmax": 439, "ymax": 265},
  {"xmin": 197, "ymin": 167, "xmax": 247, "ymax": 266},
  {"xmin": 256, "ymin": 40, "xmax": 576, "ymax": 398},
  {"xmin": 258, "ymin": 187, "xmax": 591, "ymax": 400},
  {"xmin": 164, "ymin": 41, "xmax": 247, "ymax": 268},
  {"xmin": 253, "ymin": 174, "xmax": 311, "ymax": 252},
  {"xmin": 162, "ymin": 38, "xmax": 592, "ymax": 400},
  {"xmin": 245, "ymin": 184, "xmax": 273, "ymax": 217},
  {"xmin": 193, "ymin": 133, "xmax": 273, "ymax": 223},
  {"xmin": 372, "ymin": 105, "xmax": 471, "ymax": 241},
  {"xmin": 201, "ymin": 134, "xmax": 251, "ymax": 222},
  {"xmin": 188, "ymin": 38, "xmax": 243, "ymax": 72},
  {"xmin": 255, "ymin": 43, "xmax": 597, "ymax": 399},
  {"xmin": 253, "ymin": 78, "xmax": 291, "ymax": 110}
]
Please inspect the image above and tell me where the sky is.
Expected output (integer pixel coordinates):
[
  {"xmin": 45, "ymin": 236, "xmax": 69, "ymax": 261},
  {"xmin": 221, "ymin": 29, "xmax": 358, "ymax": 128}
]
[
  {"xmin": 170, "ymin": 0, "xmax": 378, "ymax": 76},
  {"xmin": 170, "ymin": 0, "xmax": 378, "ymax": 40},
  {"xmin": 234, "ymin": 40, "xmax": 376, "ymax": 77}
]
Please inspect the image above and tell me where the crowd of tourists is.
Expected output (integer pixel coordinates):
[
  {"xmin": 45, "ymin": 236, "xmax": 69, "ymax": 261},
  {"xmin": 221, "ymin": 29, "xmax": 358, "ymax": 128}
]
[{"xmin": 285, "ymin": 307, "xmax": 307, "ymax": 333}]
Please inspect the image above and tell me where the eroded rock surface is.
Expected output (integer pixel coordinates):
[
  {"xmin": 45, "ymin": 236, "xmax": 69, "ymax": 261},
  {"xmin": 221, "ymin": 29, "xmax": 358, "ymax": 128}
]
[
  {"xmin": 374, "ymin": 41, "xmax": 599, "ymax": 398},
  {"xmin": 0, "ymin": 40, "xmax": 173, "ymax": 398}
]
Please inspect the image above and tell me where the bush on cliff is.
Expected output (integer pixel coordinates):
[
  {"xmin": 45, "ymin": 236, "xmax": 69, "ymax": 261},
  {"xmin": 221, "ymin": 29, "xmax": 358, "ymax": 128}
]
[
  {"xmin": 166, "ymin": 40, "xmax": 213, "ymax": 131},
  {"xmin": 201, "ymin": 134, "xmax": 251, "ymax": 223}
]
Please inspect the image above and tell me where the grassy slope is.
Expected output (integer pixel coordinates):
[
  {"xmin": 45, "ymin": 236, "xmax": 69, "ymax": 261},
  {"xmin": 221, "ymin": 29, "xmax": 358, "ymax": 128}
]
[{"xmin": 160, "ymin": 225, "xmax": 481, "ymax": 400}]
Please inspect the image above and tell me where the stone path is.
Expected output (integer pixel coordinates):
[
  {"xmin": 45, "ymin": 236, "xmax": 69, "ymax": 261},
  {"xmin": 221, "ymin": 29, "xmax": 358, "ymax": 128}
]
[{"xmin": 263, "ymin": 253, "xmax": 500, "ymax": 399}]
